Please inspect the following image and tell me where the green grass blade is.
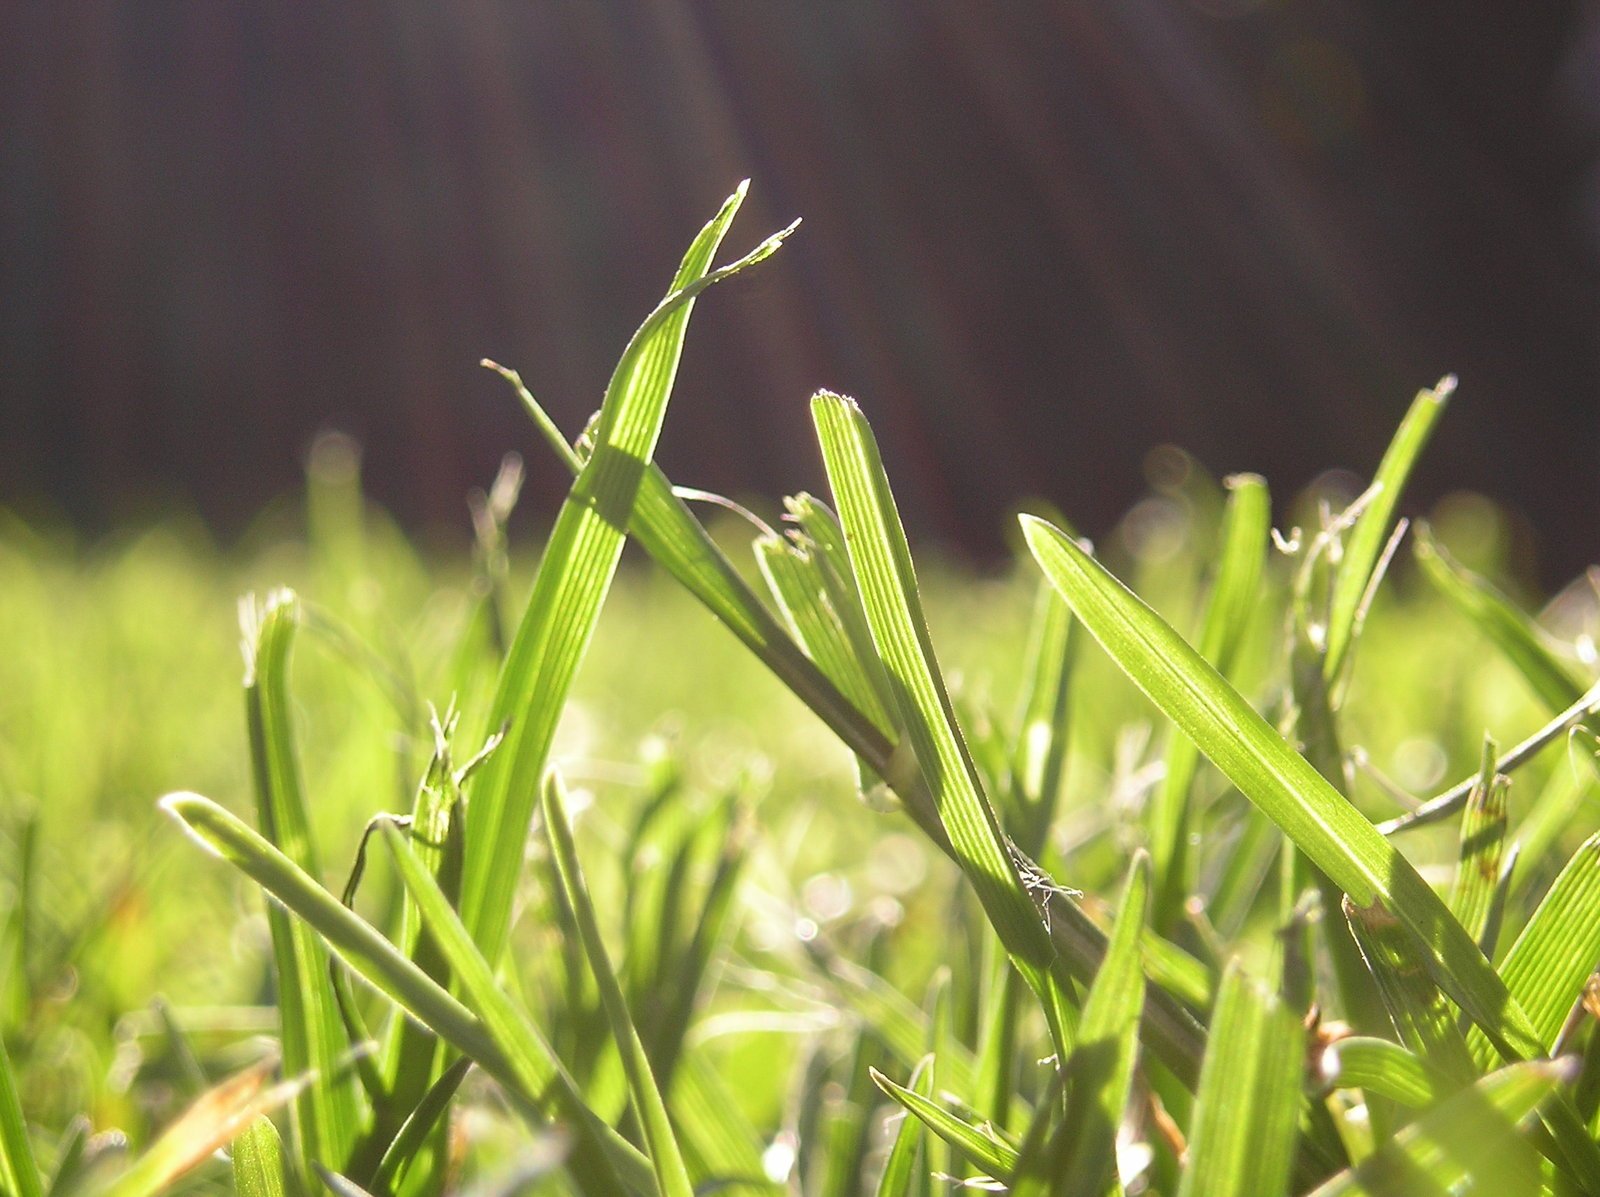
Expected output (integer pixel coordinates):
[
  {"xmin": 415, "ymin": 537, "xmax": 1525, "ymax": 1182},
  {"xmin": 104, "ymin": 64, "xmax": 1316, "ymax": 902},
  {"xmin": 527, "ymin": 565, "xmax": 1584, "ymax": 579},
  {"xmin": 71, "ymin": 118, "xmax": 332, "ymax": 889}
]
[
  {"xmin": 1323, "ymin": 378, "xmax": 1452, "ymax": 683},
  {"xmin": 1149, "ymin": 474, "xmax": 1269, "ymax": 929},
  {"xmin": 1342, "ymin": 896, "xmax": 1477, "ymax": 1084},
  {"xmin": 1415, "ymin": 525, "xmax": 1588, "ymax": 714},
  {"xmin": 241, "ymin": 591, "xmax": 362, "ymax": 1176},
  {"xmin": 159, "ymin": 792, "xmax": 653, "ymax": 1196},
  {"xmin": 669, "ymin": 1054, "xmax": 776, "ymax": 1195},
  {"xmin": 867, "ymin": 1068, "xmax": 1017, "ymax": 1183},
  {"xmin": 1446, "ymin": 740, "xmax": 1508, "ymax": 948},
  {"xmin": 814, "ymin": 391, "xmax": 1077, "ymax": 1061},
  {"xmin": 1322, "ymin": 1038, "xmax": 1449, "ymax": 1108},
  {"xmin": 1175, "ymin": 961, "xmax": 1304, "ymax": 1197},
  {"xmin": 1474, "ymin": 830, "xmax": 1600, "ymax": 1062},
  {"xmin": 1308, "ymin": 1060, "xmax": 1568, "ymax": 1197},
  {"xmin": 1008, "ymin": 579, "xmax": 1076, "ymax": 855},
  {"xmin": 369, "ymin": 1056, "xmax": 469, "ymax": 1195},
  {"xmin": 0, "ymin": 1030, "xmax": 42, "ymax": 1197},
  {"xmin": 460, "ymin": 185, "xmax": 797, "ymax": 964},
  {"xmin": 1021, "ymin": 513, "xmax": 1545, "ymax": 1062},
  {"xmin": 231, "ymin": 1116, "xmax": 289, "ymax": 1197},
  {"xmin": 872, "ymin": 1057, "xmax": 931, "ymax": 1197},
  {"xmin": 542, "ymin": 773, "xmax": 695, "ymax": 1197},
  {"xmin": 1015, "ymin": 853, "xmax": 1150, "ymax": 1197}
]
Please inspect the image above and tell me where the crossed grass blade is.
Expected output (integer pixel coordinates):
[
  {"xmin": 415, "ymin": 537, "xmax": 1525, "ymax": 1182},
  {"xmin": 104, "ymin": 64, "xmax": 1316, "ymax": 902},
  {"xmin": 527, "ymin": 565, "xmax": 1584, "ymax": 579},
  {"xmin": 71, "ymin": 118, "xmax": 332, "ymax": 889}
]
[
  {"xmin": 458, "ymin": 182, "xmax": 798, "ymax": 966},
  {"xmin": 1148, "ymin": 474, "xmax": 1269, "ymax": 931},
  {"xmin": 1020, "ymin": 513, "xmax": 1546, "ymax": 1063},
  {"xmin": 541, "ymin": 773, "xmax": 695, "ymax": 1197},
  {"xmin": 159, "ymin": 792, "xmax": 653, "ymax": 1196}
]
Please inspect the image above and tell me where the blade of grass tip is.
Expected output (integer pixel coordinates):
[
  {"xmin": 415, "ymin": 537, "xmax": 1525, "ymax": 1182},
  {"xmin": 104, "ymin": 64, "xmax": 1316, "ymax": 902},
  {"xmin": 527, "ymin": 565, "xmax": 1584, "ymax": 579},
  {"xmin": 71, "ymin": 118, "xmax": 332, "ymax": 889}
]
[
  {"xmin": 490, "ymin": 360, "xmax": 1217, "ymax": 1095},
  {"xmin": 867, "ymin": 1069, "xmax": 1018, "ymax": 1183},
  {"xmin": 1175, "ymin": 962, "xmax": 1304, "ymax": 1197},
  {"xmin": 241, "ymin": 591, "xmax": 362, "ymax": 1176},
  {"xmin": 0, "ymin": 1030, "xmax": 43, "ymax": 1197},
  {"xmin": 872, "ymin": 1056, "xmax": 932, "ymax": 1197},
  {"xmin": 542, "ymin": 772, "xmax": 695, "ymax": 1197},
  {"xmin": 1014, "ymin": 853, "xmax": 1151, "ymax": 1197},
  {"xmin": 1447, "ymin": 738, "xmax": 1508, "ymax": 947},
  {"xmin": 1308, "ymin": 1059, "xmax": 1571, "ymax": 1197},
  {"xmin": 1320, "ymin": 1038, "xmax": 1450, "ymax": 1109},
  {"xmin": 160, "ymin": 793, "xmax": 653, "ymax": 1196},
  {"xmin": 1472, "ymin": 829, "xmax": 1600, "ymax": 1064},
  {"xmin": 1150, "ymin": 474, "xmax": 1269, "ymax": 932},
  {"xmin": 459, "ymin": 185, "xmax": 798, "ymax": 965},
  {"xmin": 231, "ymin": 1116, "xmax": 289, "ymax": 1197},
  {"xmin": 98, "ymin": 1057, "xmax": 307, "ymax": 1197},
  {"xmin": 813, "ymin": 391, "xmax": 1078, "ymax": 1064},
  {"xmin": 1021, "ymin": 513, "xmax": 1546, "ymax": 1062},
  {"xmin": 1323, "ymin": 377, "xmax": 1453, "ymax": 686},
  {"xmin": 369, "ymin": 1056, "xmax": 471, "ymax": 1195}
]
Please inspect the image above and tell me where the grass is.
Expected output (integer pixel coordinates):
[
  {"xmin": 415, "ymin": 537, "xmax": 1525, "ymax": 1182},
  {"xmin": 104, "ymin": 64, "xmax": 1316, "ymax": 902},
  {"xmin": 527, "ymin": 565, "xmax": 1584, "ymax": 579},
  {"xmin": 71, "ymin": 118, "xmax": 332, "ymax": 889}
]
[{"xmin": 5, "ymin": 184, "xmax": 1600, "ymax": 1194}]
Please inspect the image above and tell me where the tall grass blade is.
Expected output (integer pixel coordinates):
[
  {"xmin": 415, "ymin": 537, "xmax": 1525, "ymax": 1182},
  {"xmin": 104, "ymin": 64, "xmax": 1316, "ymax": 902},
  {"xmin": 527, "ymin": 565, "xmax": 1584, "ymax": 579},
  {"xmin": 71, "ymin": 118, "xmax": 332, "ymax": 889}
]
[
  {"xmin": 1021, "ymin": 513, "xmax": 1545, "ymax": 1061},
  {"xmin": 867, "ymin": 1068, "xmax": 1017, "ymax": 1182},
  {"xmin": 814, "ymin": 391, "xmax": 1078, "ymax": 1062},
  {"xmin": 460, "ymin": 184, "xmax": 797, "ymax": 964},
  {"xmin": 1307, "ymin": 1060, "xmax": 1567, "ymax": 1196},
  {"xmin": 1175, "ymin": 962, "xmax": 1303, "ymax": 1197},
  {"xmin": 241, "ymin": 591, "xmax": 362, "ymax": 1176},
  {"xmin": 0, "ymin": 1030, "xmax": 42, "ymax": 1197},
  {"xmin": 542, "ymin": 772, "xmax": 695, "ymax": 1197},
  {"xmin": 872, "ymin": 1057, "xmax": 931, "ymax": 1197},
  {"xmin": 1149, "ymin": 474, "xmax": 1269, "ymax": 929},
  {"xmin": 1323, "ymin": 378, "xmax": 1452, "ymax": 684}
]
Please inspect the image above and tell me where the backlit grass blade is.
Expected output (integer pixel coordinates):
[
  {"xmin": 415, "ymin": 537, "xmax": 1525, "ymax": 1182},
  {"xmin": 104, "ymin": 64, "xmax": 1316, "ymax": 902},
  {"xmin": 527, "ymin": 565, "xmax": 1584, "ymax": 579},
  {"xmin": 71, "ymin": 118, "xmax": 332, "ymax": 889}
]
[
  {"xmin": 497, "ymin": 361, "xmax": 1215, "ymax": 1092},
  {"xmin": 231, "ymin": 1116, "xmax": 288, "ymax": 1197},
  {"xmin": 1415, "ymin": 525, "xmax": 1589, "ymax": 715},
  {"xmin": 669, "ymin": 1054, "xmax": 775, "ymax": 1195},
  {"xmin": 1447, "ymin": 740, "xmax": 1508, "ymax": 947},
  {"xmin": 542, "ymin": 772, "xmax": 695, "ymax": 1197},
  {"xmin": 872, "ymin": 1057, "xmax": 932, "ymax": 1197},
  {"xmin": 1342, "ymin": 896, "xmax": 1476, "ymax": 1085},
  {"xmin": 1021, "ymin": 513, "xmax": 1546, "ymax": 1062},
  {"xmin": 1308, "ymin": 1060, "xmax": 1568, "ymax": 1197},
  {"xmin": 1149, "ymin": 474, "xmax": 1269, "ymax": 929},
  {"xmin": 1008, "ymin": 577, "xmax": 1076, "ymax": 857},
  {"xmin": 867, "ymin": 1068, "xmax": 1017, "ymax": 1183},
  {"xmin": 160, "ymin": 792, "xmax": 653, "ymax": 1196},
  {"xmin": 241, "ymin": 591, "xmax": 361, "ymax": 1176},
  {"xmin": 0, "ymin": 1030, "xmax": 42, "ymax": 1197},
  {"xmin": 1472, "ymin": 830, "xmax": 1600, "ymax": 1063},
  {"xmin": 814, "ymin": 391, "xmax": 1077, "ymax": 1062},
  {"xmin": 1014, "ymin": 853, "xmax": 1150, "ymax": 1197},
  {"xmin": 369, "ymin": 1056, "xmax": 470, "ymax": 1196},
  {"xmin": 460, "ymin": 184, "xmax": 798, "ymax": 965},
  {"xmin": 1175, "ymin": 961, "xmax": 1304, "ymax": 1197},
  {"xmin": 1323, "ymin": 378, "xmax": 1452, "ymax": 684},
  {"xmin": 1322, "ymin": 1038, "xmax": 1449, "ymax": 1108}
]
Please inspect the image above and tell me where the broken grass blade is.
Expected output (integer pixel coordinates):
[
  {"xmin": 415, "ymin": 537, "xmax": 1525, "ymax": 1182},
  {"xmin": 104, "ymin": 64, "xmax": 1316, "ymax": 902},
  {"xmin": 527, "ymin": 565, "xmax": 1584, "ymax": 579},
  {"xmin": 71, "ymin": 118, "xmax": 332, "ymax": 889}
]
[
  {"xmin": 1021, "ymin": 513, "xmax": 1545, "ymax": 1063},
  {"xmin": 460, "ymin": 184, "xmax": 797, "ymax": 965}
]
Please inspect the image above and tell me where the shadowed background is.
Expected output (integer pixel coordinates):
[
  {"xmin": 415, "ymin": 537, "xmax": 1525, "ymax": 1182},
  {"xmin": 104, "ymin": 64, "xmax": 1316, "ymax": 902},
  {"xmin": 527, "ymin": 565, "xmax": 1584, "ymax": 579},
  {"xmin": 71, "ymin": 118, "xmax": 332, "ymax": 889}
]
[{"xmin": 2, "ymin": 2, "xmax": 1597, "ymax": 582}]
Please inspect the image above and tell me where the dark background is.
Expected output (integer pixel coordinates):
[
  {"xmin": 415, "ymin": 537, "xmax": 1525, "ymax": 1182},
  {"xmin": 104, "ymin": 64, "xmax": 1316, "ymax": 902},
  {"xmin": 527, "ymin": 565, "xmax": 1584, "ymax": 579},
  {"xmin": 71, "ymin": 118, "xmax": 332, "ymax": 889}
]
[{"xmin": 3, "ymin": 3, "xmax": 1597, "ymax": 583}]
